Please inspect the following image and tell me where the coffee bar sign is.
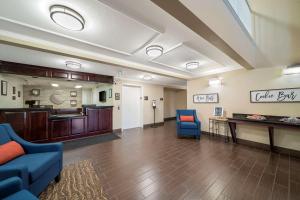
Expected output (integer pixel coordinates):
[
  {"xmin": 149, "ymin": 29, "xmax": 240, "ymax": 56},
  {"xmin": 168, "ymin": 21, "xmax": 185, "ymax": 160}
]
[
  {"xmin": 250, "ymin": 88, "xmax": 300, "ymax": 103},
  {"xmin": 193, "ymin": 93, "xmax": 219, "ymax": 103}
]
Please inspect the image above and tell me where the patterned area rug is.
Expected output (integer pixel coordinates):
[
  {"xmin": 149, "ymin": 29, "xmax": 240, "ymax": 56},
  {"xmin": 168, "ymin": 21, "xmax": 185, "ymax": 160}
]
[{"xmin": 40, "ymin": 160, "xmax": 107, "ymax": 200}]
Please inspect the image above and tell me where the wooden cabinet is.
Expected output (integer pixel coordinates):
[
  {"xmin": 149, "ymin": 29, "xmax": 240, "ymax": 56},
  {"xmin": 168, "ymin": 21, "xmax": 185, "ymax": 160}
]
[
  {"xmin": 0, "ymin": 60, "xmax": 113, "ymax": 83},
  {"xmin": 27, "ymin": 111, "xmax": 49, "ymax": 142},
  {"xmin": 0, "ymin": 107, "xmax": 112, "ymax": 143},
  {"xmin": 87, "ymin": 107, "xmax": 113, "ymax": 134},
  {"xmin": 51, "ymin": 70, "xmax": 69, "ymax": 79},
  {"xmin": 71, "ymin": 117, "xmax": 86, "ymax": 135},
  {"xmin": 50, "ymin": 119, "xmax": 70, "ymax": 139},
  {"xmin": 0, "ymin": 111, "xmax": 27, "ymax": 138}
]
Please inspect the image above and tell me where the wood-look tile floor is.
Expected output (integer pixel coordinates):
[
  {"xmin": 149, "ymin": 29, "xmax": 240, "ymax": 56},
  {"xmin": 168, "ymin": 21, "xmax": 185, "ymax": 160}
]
[{"xmin": 63, "ymin": 121, "xmax": 300, "ymax": 200}]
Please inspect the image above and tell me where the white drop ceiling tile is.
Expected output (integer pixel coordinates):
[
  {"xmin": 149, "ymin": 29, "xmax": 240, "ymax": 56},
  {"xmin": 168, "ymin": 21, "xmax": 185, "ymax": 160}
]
[{"xmin": 0, "ymin": 0, "xmax": 158, "ymax": 54}]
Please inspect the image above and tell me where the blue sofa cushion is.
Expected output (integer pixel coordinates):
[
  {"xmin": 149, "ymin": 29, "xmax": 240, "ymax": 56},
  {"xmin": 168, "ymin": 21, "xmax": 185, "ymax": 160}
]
[
  {"xmin": 0, "ymin": 126, "xmax": 11, "ymax": 145},
  {"xmin": 180, "ymin": 122, "xmax": 198, "ymax": 129},
  {"xmin": 5, "ymin": 152, "xmax": 60, "ymax": 182},
  {"xmin": 3, "ymin": 190, "xmax": 38, "ymax": 200}
]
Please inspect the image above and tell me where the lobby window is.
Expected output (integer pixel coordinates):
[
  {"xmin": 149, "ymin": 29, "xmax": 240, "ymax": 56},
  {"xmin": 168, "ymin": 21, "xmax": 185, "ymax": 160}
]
[{"xmin": 224, "ymin": 0, "xmax": 252, "ymax": 37}]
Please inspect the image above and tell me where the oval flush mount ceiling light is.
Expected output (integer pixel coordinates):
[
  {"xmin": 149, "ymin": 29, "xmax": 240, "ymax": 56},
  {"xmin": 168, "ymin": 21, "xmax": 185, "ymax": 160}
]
[
  {"xmin": 142, "ymin": 75, "xmax": 153, "ymax": 81},
  {"xmin": 50, "ymin": 5, "xmax": 85, "ymax": 31},
  {"xmin": 186, "ymin": 62, "xmax": 199, "ymax": 70},
  {"xmin": 146, "ymin": 45, "xmax": 163, "ymax": 57},
  {"xmin": 75, "ymin": 85, "xmax": 82, "ymax": 89},
  {"xmin": 66, "ymin": 61, "xmax": 81, "ymax": 69},
  {"xmin": 51, "ymin": 83, "xmax": 59, "ymax": 87}
]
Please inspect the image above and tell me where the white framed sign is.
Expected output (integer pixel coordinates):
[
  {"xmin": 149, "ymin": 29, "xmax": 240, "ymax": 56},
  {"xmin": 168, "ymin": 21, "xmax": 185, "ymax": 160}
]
[
  {"xmin": 250, "ymin": 88, "xmax": 300, "ymax": 103},
  {"xmin": 193, "ymin": 93, "xmax": 219, "ymax": 103}
]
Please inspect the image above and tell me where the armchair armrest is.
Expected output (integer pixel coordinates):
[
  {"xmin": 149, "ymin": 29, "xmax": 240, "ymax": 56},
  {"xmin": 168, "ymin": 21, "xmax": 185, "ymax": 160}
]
[
  {"xmin": 0, "ymin": 177, "xmax": 23, "ymax": 199},
  {"xmin": 20, "ymin": 142, "xmax": 63, "ymax": 154},
  {"xmin": 0, "ymin": 166, "xmax": 28, "ymax": 189}
]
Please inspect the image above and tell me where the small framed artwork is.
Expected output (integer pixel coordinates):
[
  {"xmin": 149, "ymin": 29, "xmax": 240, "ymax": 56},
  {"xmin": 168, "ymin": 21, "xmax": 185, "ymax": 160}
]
[
  {"xmin": 144, "ymin": 96, "xmax": 148, "ymax": 100},
  {"xmin": 160, "ymin": 98, "xmax": 164, "ymax": 101},
  {"xmin": 12, "ymin": 96, "xmax": 16, "ymax": 100},
  {"xmin": 108, "ymin": 89, "xmax": 112, "ymax": 98},
  {"xmin": 213, "ymin": 107, "xmax": 224, "ymax": 117},
  {"xmin": 12, "ymin": 86, "xmax": 16, "ymax": 95},
  {"xmin": 70, "ymin": 91, "xmax": 77, "ymax": 97},
  {"xmin": 18, "ymin": 91, "xmax": 21, "ymax": 98},
  {"xmin": 31, "ymin": 89, "xmax": 40, "ymax": 96},
  {"xmin": 115, "ymin": 93, "xmax": 120, "ymax": 100},
  {"xmin": 1, "ymin": 80, "xmax": 7, "ymax": 96},
  {"xmin": 70, "ymin": 100, "xmax": 77, "ymax": 107}
]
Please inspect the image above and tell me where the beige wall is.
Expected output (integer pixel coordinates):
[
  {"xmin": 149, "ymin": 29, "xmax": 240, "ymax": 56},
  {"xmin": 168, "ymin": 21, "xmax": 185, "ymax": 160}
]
[
  {"xmin": 0, "ymin": 74, "xmax": 24, "ymax": 108},
  {"xmin": 91, "ymin": 84, "xmax": 113, "ymax": 106},
  {"xmin": 23, "ymin": 86, "xmax": 82, "ymax": 108},
  {"xmin": 164, "ymin": 88, "xmax": 187, "ymax": 118},
  {"xmin": 187, "ymin": 67, "xmax": 300, "ymax": 151},
  {"xmin": 112, "ymin": 79, "xmax": 164, "ymax": 130}
]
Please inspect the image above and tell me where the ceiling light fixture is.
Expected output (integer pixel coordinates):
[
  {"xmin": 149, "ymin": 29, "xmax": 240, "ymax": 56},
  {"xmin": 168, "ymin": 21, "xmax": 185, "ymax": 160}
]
[
  {"xmin": 209, "ymin": 78, "xmax": 222, "ymax": 86},
  {"xmin": 186, "ymin": 62, "xmax": 199, "ymax": 70},
  {"xmin": 75, "ymin": 85, "xmax": 82, "ymax": 89},
  {"xmin": 50, "ymin": 5, "xmax": 85, "ymax": 31},
  {"xmin": 51, "ymin": 83, "xmax": 59, "ymax": 87},
  {"xmin": 66, "ymin": 61, "xmax": 81, "ymax": 69},
  {"xmin": 146, "ymin": 45, "xmax": 163, "ymax": 57},
  {"xmin": 142, "ymin": 75, "xmax": 153, "ymax": 81},
  {"xmin": 282, "ymin": 64, "xmax": 300, "ymax": 75}
]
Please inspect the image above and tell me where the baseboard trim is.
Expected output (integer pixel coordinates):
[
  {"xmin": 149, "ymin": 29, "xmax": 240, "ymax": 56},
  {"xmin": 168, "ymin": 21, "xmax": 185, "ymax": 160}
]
[
  {"xmin": 202, "ymin": 131, "xmax": 300, "ymax": 158},
  {"xmin": 164, "ymin": 117, "xmax": 176, "ymax": 121},
  {"xmin": 143, "ymin": 122, "xmax": 164, "ymax": 128},
  {"xmin": 113, "ymin": 129, "xmax": 122, "ymax": 134}
]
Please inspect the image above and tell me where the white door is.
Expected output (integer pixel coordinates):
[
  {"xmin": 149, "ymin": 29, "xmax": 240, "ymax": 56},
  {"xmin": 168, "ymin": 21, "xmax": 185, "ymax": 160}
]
[{"xmin": 122, "ymin": 85, "xmax": 142, "ymax": 129}]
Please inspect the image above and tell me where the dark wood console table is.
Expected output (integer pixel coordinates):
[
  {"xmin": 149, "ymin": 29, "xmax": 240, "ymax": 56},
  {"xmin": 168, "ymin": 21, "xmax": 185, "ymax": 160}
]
[{"xmin": 228, "ymin": 113, "xmax": 300, "ymax": 151}]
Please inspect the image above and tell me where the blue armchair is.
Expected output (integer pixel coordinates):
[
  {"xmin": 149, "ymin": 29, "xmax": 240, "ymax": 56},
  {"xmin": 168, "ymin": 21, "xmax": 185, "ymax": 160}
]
[
  {"xmin": 0, "ymin": 123, "xmax": 63, "ymax": 196},
  {"xmin": 0, "ymin": 177, "xmax": 38, "ymax": 200},
  {"xmin": 176, "ymin": 110, "xmax": 201, "ymax": 139}
]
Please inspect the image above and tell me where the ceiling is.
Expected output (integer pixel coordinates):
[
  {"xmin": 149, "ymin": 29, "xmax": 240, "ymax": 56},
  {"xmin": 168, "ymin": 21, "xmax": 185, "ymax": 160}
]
[
  {"xmin": 248, "ymin": 0, "xmax": 300, "ymax": 67},
  {"xmin": 0, "ymin": 0, "xmax": 297, "ymax": 87}
]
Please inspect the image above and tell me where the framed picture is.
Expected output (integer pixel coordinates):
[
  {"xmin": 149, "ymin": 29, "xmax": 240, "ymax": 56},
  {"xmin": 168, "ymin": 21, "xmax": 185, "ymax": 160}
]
[
  {"xmin": 70, "ymin": 100, "xmax": 77, "ymax": 107},
  {"xmin": 144, "ymin": 96, "xmax": 148, "ymax": 100},
  {"xmin": 70, "ymin": 91, "xmax": 77, "ymax": 97},
  {"xmin": 12, "ymin": 86, "xmax": 16, "ymax": 95},
  {"xmin": 31, "ymin": 89, "xmax": 40, "ymax": 96},
  {"xmin": 115, "ymin": 93, "xmax": 120, "ymax": 100},
  {"xmin": 1, "ymin": 80, "xmax": 7, "ymax": 96},
  {"xmin": 193, "ymin": 93, "xmax": 219, "ymax": 103},
  {"xmin": 250, "ymin": 87, "xmax": 300, "ymax": 103},
  {"xmin": 213, "ymin": 107, "xmax": 224, "ymax": 117},
  {"xmin": 108, "ymin": 89, "xmax": 112, "ymax": 98},
  {"xmin": 18, "ymin": 91, "xmax": 21, "ymax": 98}
]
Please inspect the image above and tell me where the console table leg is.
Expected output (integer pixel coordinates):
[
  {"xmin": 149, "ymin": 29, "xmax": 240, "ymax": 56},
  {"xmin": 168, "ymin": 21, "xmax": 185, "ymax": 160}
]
[
  {"xmin": 228, "ymin": 122, "xmax": 237, "ymax": 143},
  {"xmin": 268, "ymin": 126, "xmax": 274, "ymax": 151}
]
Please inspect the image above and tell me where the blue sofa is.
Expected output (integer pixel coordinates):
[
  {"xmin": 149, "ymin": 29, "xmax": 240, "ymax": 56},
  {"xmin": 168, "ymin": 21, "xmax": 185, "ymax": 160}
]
[
  {"xmin": 0, "ymin": 177, "xmax": 38, "ymax": 200},
  {"xmin": 176, "ymin": 110, "xmax": 201, "ymax": 139},
  {"xmin": 0, "ymin": 123, "xmax": 63, "ymax": 196}
]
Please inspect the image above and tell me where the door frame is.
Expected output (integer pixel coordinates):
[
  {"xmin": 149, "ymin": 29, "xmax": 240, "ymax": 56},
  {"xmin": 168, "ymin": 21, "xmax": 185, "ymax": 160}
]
[{"xmin": 121, "ymin": 84, "xmax": 143, "ymax": 131}]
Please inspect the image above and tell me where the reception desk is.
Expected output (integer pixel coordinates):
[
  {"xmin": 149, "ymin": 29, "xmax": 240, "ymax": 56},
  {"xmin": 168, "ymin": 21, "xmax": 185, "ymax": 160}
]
[{"xmin": 0, "ymin": 106, "xmax": 113, "ymax": 142}]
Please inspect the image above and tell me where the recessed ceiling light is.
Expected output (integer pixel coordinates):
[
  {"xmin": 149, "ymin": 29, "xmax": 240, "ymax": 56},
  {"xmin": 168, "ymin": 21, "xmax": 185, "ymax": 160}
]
[
  {"xmin": 51, "ymin": 83, "xmax": 59, "ymax": 87},
  {"xmin": 283, "ymin": 64, "xmax": 300, "ymax": 75},
  {"xmin": 186, "ymin": 62, "xmax": 199, "ymax": 70},
  {"xmin": 142, "ymin": 75, "xmax": 153, "ymax": 81},
  {"xmin": 75, "ymin": 85, "xmax": 82, "ymax": 89},
  {"xmin": 50, "ymin": 5, "xmax": 85, "ymax": 31},
  {"xmin": 146, "ymin": 45, "xmax": 163, "ymax": 57},
  {"xmin": 66, "ymin": 61, "xmax": 81, "ymax": 69}
]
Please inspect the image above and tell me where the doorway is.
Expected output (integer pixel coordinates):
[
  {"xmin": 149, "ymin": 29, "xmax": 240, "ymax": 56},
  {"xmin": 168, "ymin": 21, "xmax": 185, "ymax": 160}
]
[{"xmin": 122, "ymin": 85, "xmax": 143, "ymax": 130}]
